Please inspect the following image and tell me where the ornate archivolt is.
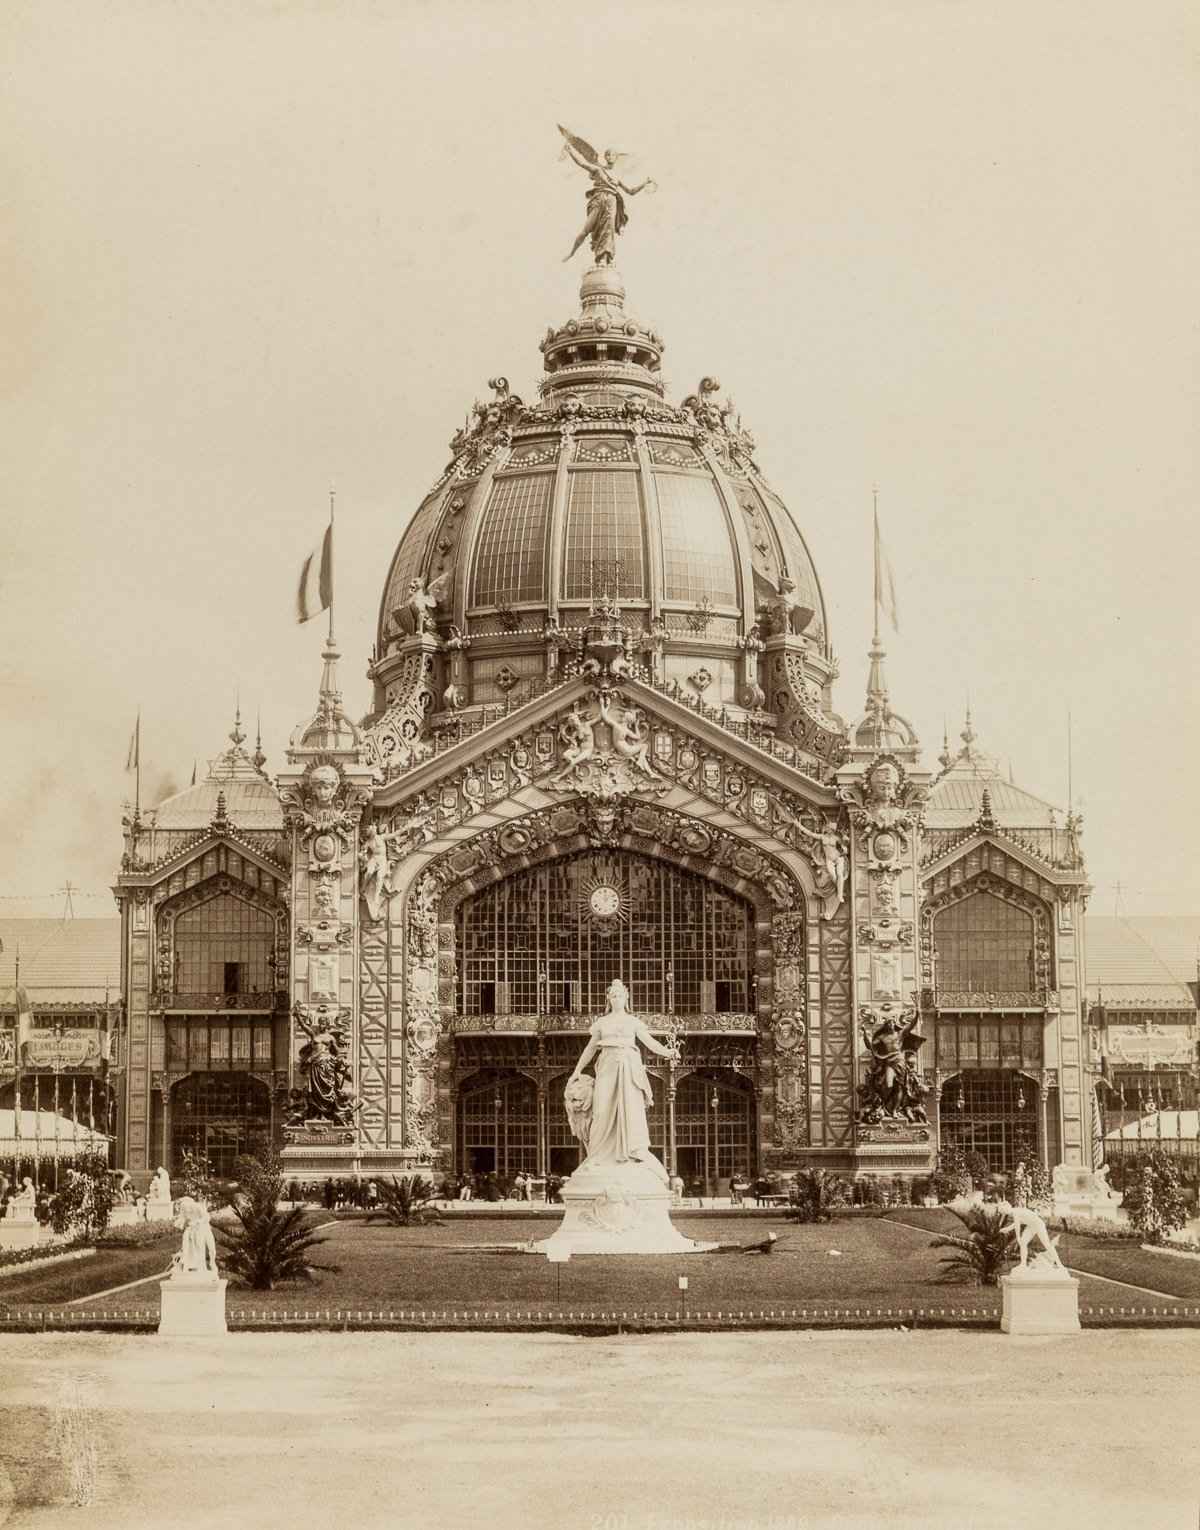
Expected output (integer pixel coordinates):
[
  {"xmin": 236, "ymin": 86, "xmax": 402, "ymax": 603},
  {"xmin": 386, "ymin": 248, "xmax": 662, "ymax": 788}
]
[
  {"xmin": 386, "ymin": 797, "xmax": 820, "ymax": 1161},
  {"xmin": 365, "ymin": 684, "xmax": 848, "ymax": 921}
]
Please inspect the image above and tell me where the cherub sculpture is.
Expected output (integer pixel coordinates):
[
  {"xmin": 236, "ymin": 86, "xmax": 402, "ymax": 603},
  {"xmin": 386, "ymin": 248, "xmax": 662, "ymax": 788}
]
[{"xmin": 559, "ymin": 124, "xmax": 657, "ymax": 266}]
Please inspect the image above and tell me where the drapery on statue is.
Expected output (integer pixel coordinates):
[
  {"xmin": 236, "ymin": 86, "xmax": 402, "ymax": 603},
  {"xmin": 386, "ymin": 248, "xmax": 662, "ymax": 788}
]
[
  {"xmin": 559, "ymin": 124, "xmax": 657, "ymax": 266},
  {"xmin": 171, "ymin": 1196, "xmax": 218, "ymax": 1278},
  {"xmin": 291, "ymin": 1011, "xmax": 361, "ymax": 1126},
  {"xmin": 857, "ymin": 1004, "xmax": 928, "ymax": 1124},
  {"xmin": 566, "ymin": 979, "xmax": 677, "ymax": 1184}
]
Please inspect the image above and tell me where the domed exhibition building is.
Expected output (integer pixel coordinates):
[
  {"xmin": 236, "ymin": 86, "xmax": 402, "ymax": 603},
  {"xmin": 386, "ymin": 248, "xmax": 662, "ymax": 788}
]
[{"xmin": 93, "ymin": 154, "xmax": 1112, "ymax": 1194}]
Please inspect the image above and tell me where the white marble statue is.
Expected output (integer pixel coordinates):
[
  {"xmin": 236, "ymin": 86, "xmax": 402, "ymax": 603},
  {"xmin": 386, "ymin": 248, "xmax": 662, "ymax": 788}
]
[
  {"xmin": 999, "ymin": 1201, "xmax": 1066, "ymax": 1274},
  {"xmin": 5, "ymin": 1178, "xmax": 36, "ymax": 1220},
  {"xmin": 171, "ymin": 1196, "xmax": 218, "ymax": 1279},
  {"xmin": 149, "ymin": 1166, "xmax": 172, "ymax": 1203},
  {"xmin": 566, "ymin": 979, "xmax": 677, "ymax": 1186}
]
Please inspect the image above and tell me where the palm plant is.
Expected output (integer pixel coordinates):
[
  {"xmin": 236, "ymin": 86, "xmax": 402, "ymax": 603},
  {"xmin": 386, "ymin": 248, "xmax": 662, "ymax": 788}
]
[
  {"xmin": 785, "ymin": 1167, "xmax": 846, "ymax": 1224},
  {"xmin": 213, "ymin": 1150, "xmax": 339, "ymax": 1290},
  {"xmin": 367, "ymin": 1174, "xmax": 443, "ymax": 1227},
  {"xmin": 929, "ymin": 1205, "xmax": 1016, "ymax": 1286}
]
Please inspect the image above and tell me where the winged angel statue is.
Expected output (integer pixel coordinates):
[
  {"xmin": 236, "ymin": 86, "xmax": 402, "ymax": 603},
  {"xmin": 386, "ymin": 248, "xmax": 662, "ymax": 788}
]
[{"xmin": 559, "ymin": 124, "xmax": 657, "ymax": 266}]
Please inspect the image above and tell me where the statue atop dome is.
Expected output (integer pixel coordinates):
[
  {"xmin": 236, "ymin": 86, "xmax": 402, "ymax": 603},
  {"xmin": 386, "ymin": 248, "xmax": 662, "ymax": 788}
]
[{"xmin": 559, "ymin": 124, "xmax": 657, "ymax": 266}]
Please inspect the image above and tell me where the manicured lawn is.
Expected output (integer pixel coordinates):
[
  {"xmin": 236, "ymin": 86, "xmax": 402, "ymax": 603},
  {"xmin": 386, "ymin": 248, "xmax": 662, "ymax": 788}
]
[
  {"xmin": 0, "ymin": 1239, "xmax": 174, "ymax": 1305},
  {"xmin": 53, "ymin": 1212, "xmax": 1150, "ymax": 1319}
]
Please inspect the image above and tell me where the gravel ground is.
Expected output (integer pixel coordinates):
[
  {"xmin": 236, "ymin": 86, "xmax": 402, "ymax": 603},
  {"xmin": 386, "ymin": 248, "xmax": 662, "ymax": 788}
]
[{"xmin": 0, "ymin": 1328, "xmax": 1197, "ymax": 1530}]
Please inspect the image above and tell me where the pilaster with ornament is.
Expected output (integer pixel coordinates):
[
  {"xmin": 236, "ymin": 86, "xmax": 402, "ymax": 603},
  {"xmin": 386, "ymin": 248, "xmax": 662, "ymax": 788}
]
[
  {"xmin": 836, "ymin": 749, "xmax": 932, "ymax": 1157},
  {"xmin": 277, "ymin": 753, "xmax": 374, "ymax": 1150}
]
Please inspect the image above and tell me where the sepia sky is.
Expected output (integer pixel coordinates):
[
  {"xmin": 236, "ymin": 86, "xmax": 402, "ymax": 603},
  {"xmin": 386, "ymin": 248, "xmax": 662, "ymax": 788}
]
[{"xmin": 1, "ymin": 0, "xmax": 1196, "ymax": 920}]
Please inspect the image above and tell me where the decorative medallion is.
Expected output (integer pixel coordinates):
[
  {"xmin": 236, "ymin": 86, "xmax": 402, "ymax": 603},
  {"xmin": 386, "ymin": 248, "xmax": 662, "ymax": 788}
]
[
  {"xmin": 687, "ymin": 666, "xmax": 714, "ymax": 694},
  {"xmin": 494, "ymin": 663, "xmax": 521, "ymax": 693},
  {"xmin": 587, "ymin": 882, "xmax": 624, "ymax": 921}
]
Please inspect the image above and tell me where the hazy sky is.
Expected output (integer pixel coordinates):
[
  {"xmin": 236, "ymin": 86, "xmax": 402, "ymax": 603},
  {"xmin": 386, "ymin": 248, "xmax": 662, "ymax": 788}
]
[{"xmin": 2, "ymin": 0, "xmax": 1196, "ymax": 920}]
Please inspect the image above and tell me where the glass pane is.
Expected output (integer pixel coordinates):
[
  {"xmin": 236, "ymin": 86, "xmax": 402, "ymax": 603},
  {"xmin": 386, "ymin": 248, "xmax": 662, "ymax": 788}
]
[
  {"xmin": 654, "ymin": 473, "xmax": 737, "ymax": 605},
  {"xmin": 563, "ymin": 470, "xmax": 646, "ymax": 598},
  {"xmin": 471, "ymin": 475, "xmax": 553, "ymax": 606}
]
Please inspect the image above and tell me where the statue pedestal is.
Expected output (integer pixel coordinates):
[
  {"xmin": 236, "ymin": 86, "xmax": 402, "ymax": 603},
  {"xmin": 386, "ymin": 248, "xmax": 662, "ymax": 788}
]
[
  {"xmin": 158, "ymin": 1274, "xmax": 228, "ymax": 1336},
  {"xmin": 0, "ymin": 1216, "xmax": 43, "ymax": 1252},
  {"xmin": 535, "ymin": 1158, "xmax": 717, "ymax": 1256},
  {"xmin": 109, "ymin": 1203, "xmax": 143, "ymax": 1228},
  {"xmin": 1000, "ymin": 1268, "xmax": 1081, "ymax": 1335},
  {"xmin": 145, "ymin": 1200, "xmax": 174, "ymax": 1223}
]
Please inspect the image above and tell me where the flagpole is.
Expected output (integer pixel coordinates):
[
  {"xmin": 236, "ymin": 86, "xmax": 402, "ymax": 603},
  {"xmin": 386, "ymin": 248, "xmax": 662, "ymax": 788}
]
[
  {"xmin": 12, "ymin": 944, "xmax": 20, "ymax": 1176},
  {"xmin": 328, "ymin": 489, "xmax": 336, "ymax": 643},
  {"xmin": 872, "ymin": 487, "xmax": 881, "ymax": 645}
]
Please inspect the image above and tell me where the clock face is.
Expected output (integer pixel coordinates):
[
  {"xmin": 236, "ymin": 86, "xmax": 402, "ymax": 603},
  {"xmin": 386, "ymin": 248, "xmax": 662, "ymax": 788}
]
[{"xmin": 589, "ymin": 884, "xmax": 622, "ymax": 919}]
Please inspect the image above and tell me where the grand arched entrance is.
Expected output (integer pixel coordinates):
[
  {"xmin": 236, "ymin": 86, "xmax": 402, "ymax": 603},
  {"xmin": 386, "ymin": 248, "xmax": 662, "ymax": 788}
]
[
  {"xmin": 170, "ymin": 1073, "xmax": 271, "ymax": 1177},
  {"xmin": 448, "ymin": 848, "xmax": 763, "ymax": 1179}
]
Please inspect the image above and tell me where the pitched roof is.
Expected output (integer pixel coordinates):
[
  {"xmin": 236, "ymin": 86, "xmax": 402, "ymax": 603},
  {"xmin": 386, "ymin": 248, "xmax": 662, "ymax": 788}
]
[
  {"xmin": 0, "ymin": 919, "xmax": 121, "ymax": 1004},
  {"xmin": 151, "ymin": 776, "xmax": 283, "ymax": 831},
  {"xmin": 1085, "ymin": 915, "xmax": 1200, "ymax": 1008}
]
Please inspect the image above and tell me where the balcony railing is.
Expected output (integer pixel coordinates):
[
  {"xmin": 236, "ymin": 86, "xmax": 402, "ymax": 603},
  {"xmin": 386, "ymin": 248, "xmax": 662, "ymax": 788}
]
[
  {"xmin": 927, "ymin": 988, "xmax": 1050, "ymax": 1012},
  {"xmin": 449, "ymin": 1010, "xmax": 758, "ymax": 1036},
  {"xmin": 156, "ymin": 991, "xmax": 286, "ymax": 1012}
]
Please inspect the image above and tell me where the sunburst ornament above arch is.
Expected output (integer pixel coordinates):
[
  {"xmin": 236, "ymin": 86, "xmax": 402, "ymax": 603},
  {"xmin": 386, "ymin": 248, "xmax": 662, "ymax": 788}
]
[{"xmin": 578, "ymin": 872, "xmax": 628, "ymax": 925}]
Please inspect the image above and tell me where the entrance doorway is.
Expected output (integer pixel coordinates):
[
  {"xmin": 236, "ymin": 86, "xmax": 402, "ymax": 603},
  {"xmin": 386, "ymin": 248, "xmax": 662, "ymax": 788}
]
[{"xmin": 674, "ymin": 1071, "xmax": 756, "ymax": 1195}]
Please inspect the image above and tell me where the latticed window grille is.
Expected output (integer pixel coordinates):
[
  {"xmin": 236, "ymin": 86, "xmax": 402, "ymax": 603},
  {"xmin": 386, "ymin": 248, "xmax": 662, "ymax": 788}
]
[
  {"xmin": 933, "ymin": 892, "xmax": 1036, "ymax": 994},
  {"xmin": 563, "ymin": 470, "xmax": 647, "ymax": 598},
  {"xmin": 471, "ymin": 474, "xmax": 553, "ymax": 606},
  {"xmin": 939, "ymin": 1069, "xmax": 1040, "ymax": 1172},
  {"xmin": 170, "ymin": 1072, "xmax": 271, "ymax": 1177},
  {"xmin": 174, "ymin": 894, "xmax": 274, "ymax": 994},
  {"xmin": 653, "ymin": 472, "xmax": 737, "ymax": 606},
  {"xmin": 456, "ymin": 851, "xmax": 757, "ymax": 1017},
  {"xmin": 935, "ymin": 1018, "xmax": 1043, "ymax": 1070}
]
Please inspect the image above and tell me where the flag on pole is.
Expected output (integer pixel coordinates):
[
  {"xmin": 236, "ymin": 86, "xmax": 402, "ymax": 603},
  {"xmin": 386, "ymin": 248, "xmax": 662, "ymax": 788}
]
[
  {"xmin": 125, "ymin": 713, "xmax": 140, "ymax": 772},
  {"xmin": 297, "ymin": 524, "xmax": 334, "ymax": 623},
  {"xmin": 14, "ymin": 983, "xmax": 32, "ymax": 1064},
  {"xmin": 873, "ymin": 504, "xmax": 899, "ymax": 633}
]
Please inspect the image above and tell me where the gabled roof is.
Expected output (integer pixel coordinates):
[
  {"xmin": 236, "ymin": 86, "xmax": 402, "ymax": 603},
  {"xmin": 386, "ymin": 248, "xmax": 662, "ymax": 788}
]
[
  {"xmin": 925, "ymin": 713, "xmax": 1062, "ymax": 831},
  {"xmin": 152, "ymin": 777, "xmax": 283, "ymax": 831},
  {"xmin": 1085, "ymin": 916, "xmax": 1200, "ymax": 1008},
  {"xmin": 0, "ymin": 919, "xmax": 121, "ymax": 1004}
]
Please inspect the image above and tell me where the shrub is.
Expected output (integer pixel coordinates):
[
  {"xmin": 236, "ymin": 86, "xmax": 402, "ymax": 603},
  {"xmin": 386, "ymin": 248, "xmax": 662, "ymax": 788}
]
[
  {"xmin": 929, "ymin": 1206, "xmax": 1016, "ymax": 1286},
  {"xmin": 49, "ymin": 1153, "xmax": 114, "ymax": 1240},
  {"xmin": 214, "ymin": 1149, "xmax": 339, "ymax": 1291},
  {"xmin": 97, "ymin": 1220, "xmax": 180, "ymax": 1247},
  {"xmin": 930, "ymin": 1147, "xmax": 972, "ymax": 1204},
  {"xmin": 963, "ymin": 1151, "xmax": 990, "ymax": 1188},
  {"xmin": 367, "ymin": 1175, "xmax": 443, "ymax": 1227},
  {"xmin": 177, "ymin": 1149, "xmax": 221, "ymax": 1207},
  {"xmin": 1123, "ymin": 1152, "xmax": 1189, "ymax": 1245},
  {"xmin": 786, "ymin": 1168, "xmax": 847, "ymax": 1223}
]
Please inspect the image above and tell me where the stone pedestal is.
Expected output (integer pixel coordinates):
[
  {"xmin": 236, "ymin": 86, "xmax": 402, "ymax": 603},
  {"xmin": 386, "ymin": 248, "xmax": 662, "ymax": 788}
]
[
  {"xmin": 109, "ymin": 1203, "xmax": 143, "ymax": 1228},
  {"xmin": 0, "ymin": 1217, "xmax": 43, "ymax": 1253},
  {"xmin": 158, "ymin": 1275, "xmax": 228, "ymax": 1336},
  {"xmin": 535, "ymin": 1157, "xmax": 717, "ymax": 1256},
  {"xmin": 145, "ymin": 1200, "xmax": 174, "ymax": 1223},
  {"xmin": 1000, "ymin": 1269, "xmax": 1081, "ymax": 1334}
]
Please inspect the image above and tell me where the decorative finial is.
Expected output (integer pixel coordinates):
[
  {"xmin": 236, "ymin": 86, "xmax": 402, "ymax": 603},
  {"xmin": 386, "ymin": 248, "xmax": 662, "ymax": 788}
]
[
  {"xmin": 254, "ymin": 711, "xmax": 267, "ymax": 773},
  {"xmin": 230, "ymin": 694, "xmax": 246, "ymax": 748},
  {"xmin": 938, "ymin": 720, "xmax": 953, "ymax": 773},
  {"xmin": 961, "ymin": 702, "xmax": 976, "ymax": 751},
  {"xmin": 977, "ymin": 787, "xmax": 996, "ymax": 831}
]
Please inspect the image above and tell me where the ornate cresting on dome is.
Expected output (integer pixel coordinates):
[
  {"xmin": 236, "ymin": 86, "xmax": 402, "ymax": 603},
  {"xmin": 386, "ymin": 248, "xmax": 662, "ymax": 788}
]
[{"xmin": 366, "ymin": 231, "xmax": 847, "ymax": 783}]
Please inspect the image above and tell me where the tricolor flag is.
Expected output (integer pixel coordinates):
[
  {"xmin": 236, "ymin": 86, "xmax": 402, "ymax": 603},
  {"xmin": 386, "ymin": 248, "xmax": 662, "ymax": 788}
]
[
  {"xmin": 297, "ymin": 524, "xmax": 334, "ymax": 624},
  {"xmin": 873, "ymin": 504, "xmax": 899, "ymax": 633}
]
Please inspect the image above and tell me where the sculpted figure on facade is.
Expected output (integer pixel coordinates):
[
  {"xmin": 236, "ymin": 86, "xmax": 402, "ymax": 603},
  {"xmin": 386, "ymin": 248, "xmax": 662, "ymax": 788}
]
[
  {"xmin": 359, "ymin": 799, "xmax": 438, "ymax": 923},
  {"xmin": 406, "ymin": 570, "xmax": 452, "ymax": 635},
  {"xmin": 291, "ymin": 1008, "xmax": 361, "ymax": 1127},
  {"xmin": 547, "ymin": 691, "xmax": 665, "ymax": 800},
  {"xmin": 857, "ymin": 1003, "xmax": 927, "ymax": 1124},
  {"xmin": 559, "ymin": 125, "xmax": 656, "ymax": 266},
  {"xmin": 792, "ymin": 816, "xmax": 848, "ymax": 911}
]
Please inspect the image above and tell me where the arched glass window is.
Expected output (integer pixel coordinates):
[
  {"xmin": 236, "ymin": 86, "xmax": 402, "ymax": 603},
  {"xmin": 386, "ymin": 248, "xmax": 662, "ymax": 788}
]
[
  {"xmin": 456, "ymin": 851, "xmax": 757, "ymax": 1018},
  {"xmin": 174, "ymin": 893, "xmax": 275, "ymax": 995},
  {"xmin": 933, "ymin": 892, "xmax": 1036, "ymax": 995}
]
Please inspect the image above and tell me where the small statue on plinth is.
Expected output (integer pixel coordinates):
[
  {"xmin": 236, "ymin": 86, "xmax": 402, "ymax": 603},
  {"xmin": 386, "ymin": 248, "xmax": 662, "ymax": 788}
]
[
  {"xmin": 5, "ymin": 1178, "xmax": 36, "ymax": 1221},
  {"xmin": 999, "ymin": 1201, "xmax": 1066, "ymax": 1276},
  {"xmin": 170, "ymin": 1197, "xmax": 218, "ymax": 1280},
  {"xmin": 149, "ymin": 1166, "xmax": 172, "ymax": 1204}
]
